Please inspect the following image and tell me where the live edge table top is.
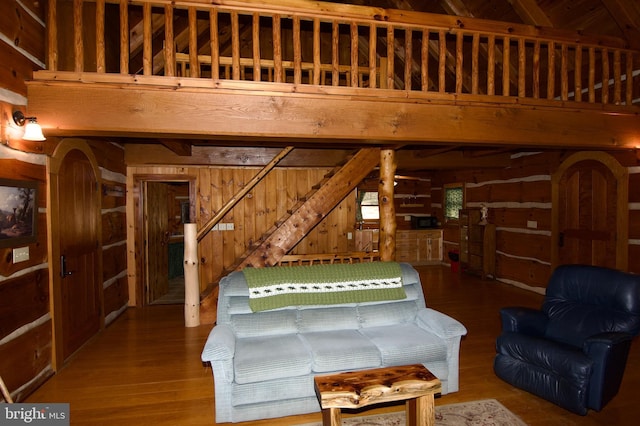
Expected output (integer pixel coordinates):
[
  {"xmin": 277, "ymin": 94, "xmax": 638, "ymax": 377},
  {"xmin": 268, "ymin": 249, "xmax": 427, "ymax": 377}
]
[{"xmin": 314, "ymin": 364, "xmax": 442, "ymax": 410}]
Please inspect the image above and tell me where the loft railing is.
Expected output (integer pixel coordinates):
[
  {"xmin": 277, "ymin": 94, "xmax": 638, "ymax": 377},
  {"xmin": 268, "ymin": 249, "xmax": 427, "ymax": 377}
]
[{"xmin": 46, "ymin": 0, "xmax": 639, "ymax": 108}]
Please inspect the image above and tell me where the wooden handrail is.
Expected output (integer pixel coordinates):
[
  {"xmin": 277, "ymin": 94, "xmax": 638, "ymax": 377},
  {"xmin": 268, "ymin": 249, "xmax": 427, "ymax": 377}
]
[{"xmin": 46, "ymin": 0, "xmax": 639, "ymax": 109}]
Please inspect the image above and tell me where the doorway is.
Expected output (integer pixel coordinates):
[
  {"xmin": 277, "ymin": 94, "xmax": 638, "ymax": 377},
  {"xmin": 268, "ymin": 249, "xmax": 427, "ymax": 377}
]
[
  {"xmin": 551, "ymin": 151, "xmax": 628, "ymax": 271},
  {"xmin": 134, "ymin": 177, "xmax": 194, "ymax": 306},
  {"xmin": 48, "ymin": 140, "xmax": 103, "ymax": 368}
]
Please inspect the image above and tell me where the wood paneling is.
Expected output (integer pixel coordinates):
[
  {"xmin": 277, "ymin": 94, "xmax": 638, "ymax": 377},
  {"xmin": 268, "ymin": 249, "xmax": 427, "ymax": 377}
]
[
  {"xmin": 103, "ymin": 276, "xmax": 129, "ymax": 320},
  {"xmin": 102, "ymin": 244, "xmax": 126, "ymax": 283},
  {"xmin": 0, "ymin": 41, "xmax": 35, "ymax": 97},
  {"xmin": 101, "ymin": 211, "xmax": 126, "ymax": 246}
]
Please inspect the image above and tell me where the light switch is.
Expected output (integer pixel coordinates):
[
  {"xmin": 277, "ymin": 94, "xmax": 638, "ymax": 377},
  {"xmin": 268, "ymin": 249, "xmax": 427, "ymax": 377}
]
[{"xmin": 13, "ymin": 246, "xmax": 30, "ymax": 263}]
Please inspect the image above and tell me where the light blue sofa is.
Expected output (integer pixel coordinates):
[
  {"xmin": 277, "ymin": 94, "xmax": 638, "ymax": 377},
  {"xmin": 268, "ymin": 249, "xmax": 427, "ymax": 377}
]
[{"xmin": 201, "ymin": 262, "xmax": 467, "ymax": 423}]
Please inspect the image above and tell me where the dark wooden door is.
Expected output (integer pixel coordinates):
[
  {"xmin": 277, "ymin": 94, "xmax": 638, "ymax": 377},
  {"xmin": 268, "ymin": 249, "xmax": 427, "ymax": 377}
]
[
  {"xmin": 58, "ymin": 150, "xmax": 101, "ymax": 360},
  {"xmin": 557, "ymin": 160, "xmax": 618, "ymax": 268},
  {"xmin": 145, "ymin": 182, "xmax": 170, "ymax": 304}
]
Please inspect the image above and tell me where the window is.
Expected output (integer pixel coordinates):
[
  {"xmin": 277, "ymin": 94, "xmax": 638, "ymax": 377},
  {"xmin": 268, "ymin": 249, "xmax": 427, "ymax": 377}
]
[
  {"xmin": 358, "ymin": 191, "xmax": 379, "ymax": 221},
  {"xmin": 444, "ymin": 183, "xmax": 464, "ymax": 221}
]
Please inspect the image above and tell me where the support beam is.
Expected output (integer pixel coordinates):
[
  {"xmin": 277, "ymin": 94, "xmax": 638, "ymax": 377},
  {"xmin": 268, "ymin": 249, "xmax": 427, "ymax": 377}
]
[{"xmin": 379, "ymin": 149, "xmax": 397, "ymax": 262}]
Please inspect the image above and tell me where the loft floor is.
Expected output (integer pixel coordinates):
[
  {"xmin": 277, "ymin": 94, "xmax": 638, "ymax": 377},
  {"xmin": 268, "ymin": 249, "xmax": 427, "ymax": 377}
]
[{"xmin": 26, "ymin": 266, "xmax": 640, "ymax": 425}]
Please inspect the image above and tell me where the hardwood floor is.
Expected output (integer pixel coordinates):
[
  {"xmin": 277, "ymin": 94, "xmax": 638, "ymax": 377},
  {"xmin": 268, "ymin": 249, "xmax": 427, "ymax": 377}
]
[{"xmin": 26, "ymin": 266, "xmax": 640, "ymax": 425}]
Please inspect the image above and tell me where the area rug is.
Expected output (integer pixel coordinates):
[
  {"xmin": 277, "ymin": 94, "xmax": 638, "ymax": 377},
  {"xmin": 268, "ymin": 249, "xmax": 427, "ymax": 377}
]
[{"xmin": 297, "ymin": 398, "xmax": 527, "ymax": 425}]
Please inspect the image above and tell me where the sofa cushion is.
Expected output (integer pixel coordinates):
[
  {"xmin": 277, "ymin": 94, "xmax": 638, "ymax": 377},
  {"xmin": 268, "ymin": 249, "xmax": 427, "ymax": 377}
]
[
  {"xmin": 230, "ymin": 309, "xmax": 298, "ymax": 338},
  {"xmin": 301, "ymin": 330, "xmax": 382, "ymax": 372},
  {"xmin": 360, "ymin": 324, "xmax": 447, "ymax": 365},
  {"xmin": 234, "ymin": 334, "xmax": 312, "ymax": 384},
  {"xmin": 358, "ymin": 301, "xmax": 418, "ymax": 328},
  {"xmin": 298, "ymin": 306, "xmax": 359, "ymax": 332}
]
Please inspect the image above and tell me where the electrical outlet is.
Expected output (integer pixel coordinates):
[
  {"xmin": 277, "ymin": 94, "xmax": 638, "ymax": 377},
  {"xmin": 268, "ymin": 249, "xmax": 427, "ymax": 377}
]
[
  {"xmin": 347, "ymin": 232, "xmax": 353, "ymax": 240},
  {"xmin": 527, "ymin": 220, "xmax": 538, "ymax": 229},
  {"xmin": 404, "ymin": 215, "xmax": 411, "ymax": 221},
  {"xmin": 227, "ymin": 222, "xmax": 235, "ymax": 231},
  {"xmin": 13, "ymin": 246, "xmax": 30, "ymax": 263}
]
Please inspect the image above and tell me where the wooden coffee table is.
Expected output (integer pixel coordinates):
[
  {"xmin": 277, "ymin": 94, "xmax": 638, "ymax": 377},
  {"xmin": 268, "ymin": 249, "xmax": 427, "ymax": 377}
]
[{"xmin": 314, "ymin": 364, "xmax": 442, "ymax": 426}]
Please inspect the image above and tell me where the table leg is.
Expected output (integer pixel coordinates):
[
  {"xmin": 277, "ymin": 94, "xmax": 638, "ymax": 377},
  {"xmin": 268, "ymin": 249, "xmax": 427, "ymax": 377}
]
[
  {"xmin": 406, "ymin": 394, "xmax": 435, "ymax": 426},
  {"xmin": 321, "ymin": 407, "xmax": 342, "ymax": 426}
]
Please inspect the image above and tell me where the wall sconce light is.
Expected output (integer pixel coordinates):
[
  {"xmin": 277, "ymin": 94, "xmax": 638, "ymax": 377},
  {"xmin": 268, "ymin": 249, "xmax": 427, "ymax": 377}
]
[{"xmin": 12, "ymin": 111, "xmax": 46, "ymax": 141}]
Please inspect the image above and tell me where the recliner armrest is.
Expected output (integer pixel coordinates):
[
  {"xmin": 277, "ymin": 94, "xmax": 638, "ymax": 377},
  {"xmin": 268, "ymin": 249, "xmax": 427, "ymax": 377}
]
[
  {"xmin": 201, "ymin": 324, "xmax": 237, "ymax": 362},
  {"xmin": 499, "ymin": 307, "xmax": 548, "ymax": 336},
  {"xmin": 416, "ymin": 308, "xmax": 467, "ymax": 339},
  {"xmin": 583, "ymin": 332, "xmax": 634, "ymax": 411}
]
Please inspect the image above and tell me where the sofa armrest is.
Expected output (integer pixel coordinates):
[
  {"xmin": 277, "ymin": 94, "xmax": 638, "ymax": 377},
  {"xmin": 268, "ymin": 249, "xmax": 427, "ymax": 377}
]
[
  {"xmin": 499, "ymin": 307, "xmax": 548, "ymax": 336},
  {"xmin": 201, "ymin": 324, "xmax": 236, "ymax": 363},
  {"xmin": 416, "ymin": 308, "xmax": 467, "ymax": 339}
]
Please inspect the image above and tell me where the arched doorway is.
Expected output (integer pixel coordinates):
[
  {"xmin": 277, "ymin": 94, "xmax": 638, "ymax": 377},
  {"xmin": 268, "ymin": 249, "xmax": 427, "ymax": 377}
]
[
  {"xmin": 48, "ymin": 139, "xmax": 103, "ymax": 369},
  {"xmin": 551, "ymin": 151, "xmax": 628, "ymax": 271}
]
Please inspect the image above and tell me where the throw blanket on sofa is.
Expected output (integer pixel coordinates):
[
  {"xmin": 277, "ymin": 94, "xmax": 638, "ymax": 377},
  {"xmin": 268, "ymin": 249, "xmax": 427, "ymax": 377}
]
[{"xmin": 243, "ymin": 261, "xmax": 406, "ymax": 312}]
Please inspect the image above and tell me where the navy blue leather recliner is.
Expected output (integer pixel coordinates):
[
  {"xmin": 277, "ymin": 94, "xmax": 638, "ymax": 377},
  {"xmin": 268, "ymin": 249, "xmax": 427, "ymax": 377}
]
[{"xmin": 494, "ymin": 264, "xmax": 640, "ymax": 415}]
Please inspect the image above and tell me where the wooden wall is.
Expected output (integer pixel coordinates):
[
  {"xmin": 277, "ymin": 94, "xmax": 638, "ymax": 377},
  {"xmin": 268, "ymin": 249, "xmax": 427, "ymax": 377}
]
[
  {"xmin": 126, "ymin": 165, "xmax": 357, "ymax": 305},
  {"xmin": 0, "ymin": 1, "xmax": 128, "ymax": 402},
  {"xmin": 431, "ymin": 150, "xmax": 640, "ymax": 293}
]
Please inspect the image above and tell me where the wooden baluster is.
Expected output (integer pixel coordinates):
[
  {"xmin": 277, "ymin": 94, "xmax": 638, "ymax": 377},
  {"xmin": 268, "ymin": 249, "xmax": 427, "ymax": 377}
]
[
  {"xmin": 273, "ymin": 14, "xmax": 283, "ymax": 83},
  {"xmin": 517, "ymin": 37, "xmax": 525, "ymax": 98},
  {"xmin": 351, "ymin": 22, "xmax": 359, "ymax": 87},
  {"xmin": 561, "ymin": 44, "xmax": 568, "ymax": 101},
  {"xmin": 313, "ymin": 18, "xmax": 321, "ymax": 85},
  {"xmin": 370, "ymin": 23, "xmax": 377, "ymax": 88},
  {"xmin": 188, "ymin": 7, "xmax": 199, "ymax": 78},
  {"xmin": 421, "ymin": 29, "xmax": 429, "ymax": 91},
  {"xmin": 405, "ymin": 28, "xmax": 412, "ymax": 91},
  {"xmin": 74, "ymin": 0, "xmax": 83, "ymax": 72},
  {"xmin": 293, "ymin": 16, "xmax": 302, "ymax": 85},
  {"xmin": 332, "ymin": 21, "xmax": 339, "ymax": 86},
  {"xmin": 574, "ymin": 46, "xmax": 582, "ymax": 102},
  {"xmin": 119, "ymin": 0, "xmax": 128, "ymax": 74},
  {"xmin": 613, "ymin": 50, "xmax": 621, "ymax": 105},
  {"xmin": 626, "ymin": 52, "xmax": 633, "ymax": 106},
  {"xmin": 143, "ymin": 2, "xmax": 152, "ymax": 75},
  {"xmin": 547, "ymin": 41, "xmax": 555, "ymax": 99},
  {"xmin": 588, "ymin": 47, "xmax": 595, "ymax": 103},
  {"xmin": 47, "ymin": 0, "xmax": 57, "ymax": 71},
  {"xmin": 231, "ymin": 11, "xmax": 240, "ymax": 80},
  {"xmin": 96, "ymin": 0, "xmax": 105, "ymax": 73},
  {"xmin": 487, "ymin": 34, "xmax": 495, "ymax": 95},
  {"xmin": 253, "ymin": 13, "xmax": 261, "ymax": 82},
  {"xmin": 438, "ymin": 30, "xmax": 446, "ymax": 93},
  {"xmin": 602, "ymin": 48, "xmax": 609, "ymax": 104},
  {"xmin": 210, "ymin": 8, "xmax": 219, "ymax": 80},
  {"xmin": 472, "ymin": 33, "xmax": 479, "ymax": 95},
  {"xmin": 387, "ymin": 25, "xmax": 395, "ymax": 89},
  {"xmin": 164, "ymin": 5, "xmax": 175, "ymax": 77},
  {"xmin": 502, "ymin": 36, "xmax": 510, "ymax": 96},
  {"xmin": 455, "ymin": 31, "xmax": 463, "ymax": 94},
  {"xmin": 532, "ymin": 40, "xmax": 540, "ymax": 98}
]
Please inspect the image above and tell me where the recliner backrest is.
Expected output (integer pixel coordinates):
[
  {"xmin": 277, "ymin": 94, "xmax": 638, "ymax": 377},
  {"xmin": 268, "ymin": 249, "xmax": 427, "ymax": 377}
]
[{"xmin": 541, "ymin": 265, "xmax": 640, "ymax": 348}]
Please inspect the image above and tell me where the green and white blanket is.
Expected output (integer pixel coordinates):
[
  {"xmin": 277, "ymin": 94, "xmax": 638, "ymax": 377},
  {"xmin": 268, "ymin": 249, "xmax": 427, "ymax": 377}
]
[{"xmin": 243, "ymin": 261, "xmax": 406, "ymax": 312}]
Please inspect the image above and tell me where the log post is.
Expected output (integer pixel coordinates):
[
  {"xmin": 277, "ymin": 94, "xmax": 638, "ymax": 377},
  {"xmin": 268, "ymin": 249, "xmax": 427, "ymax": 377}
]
[
  {"xmin": 379, "ymin": 149, "xmax": 397, "ymax": 262},
  {"xmin": 184, "ymin": 223, "xmax": 200, "ymax": 327}
]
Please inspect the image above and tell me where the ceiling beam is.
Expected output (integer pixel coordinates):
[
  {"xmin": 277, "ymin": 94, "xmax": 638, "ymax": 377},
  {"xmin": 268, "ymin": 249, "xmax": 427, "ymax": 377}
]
[
  {"xmin": 28, "ymin": 77, "xmax": 640, "ymax": 150},
  {"xmin": 600, "ymin": 0, "xmax": 640, "ymax": 49},
  {"xmin": 159, "ymin": 139, "xmax": 192, "ymax": 156},
  {"xmin": 507, "ymin": 0, "xmax": 554, "ymax": 27}
]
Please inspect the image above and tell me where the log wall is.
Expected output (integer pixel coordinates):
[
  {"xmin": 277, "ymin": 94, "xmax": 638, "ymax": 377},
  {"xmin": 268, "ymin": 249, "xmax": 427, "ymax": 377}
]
[{"xmin": 432, "ymin": 150, "xmax": 640, "ymax": 292}]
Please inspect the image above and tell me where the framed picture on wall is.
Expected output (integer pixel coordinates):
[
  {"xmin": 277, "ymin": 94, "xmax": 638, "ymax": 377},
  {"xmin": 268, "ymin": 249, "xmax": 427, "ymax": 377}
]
[{"xmin": 0, "ymin": 179, "xmax": 38, "ymax": 248}]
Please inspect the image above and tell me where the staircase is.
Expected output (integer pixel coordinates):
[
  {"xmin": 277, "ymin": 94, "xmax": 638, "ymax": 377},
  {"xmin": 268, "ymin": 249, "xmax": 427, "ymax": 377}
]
[{"xmin": 199, "ymin": 148, "xmax": 380, "ymax": 323}]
